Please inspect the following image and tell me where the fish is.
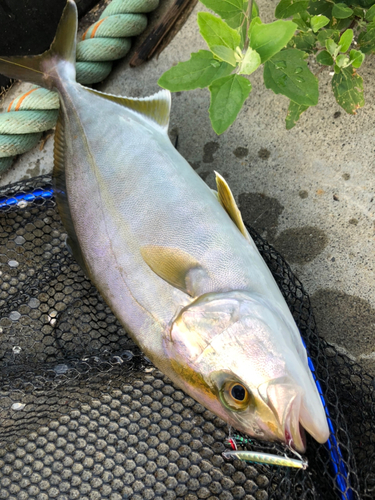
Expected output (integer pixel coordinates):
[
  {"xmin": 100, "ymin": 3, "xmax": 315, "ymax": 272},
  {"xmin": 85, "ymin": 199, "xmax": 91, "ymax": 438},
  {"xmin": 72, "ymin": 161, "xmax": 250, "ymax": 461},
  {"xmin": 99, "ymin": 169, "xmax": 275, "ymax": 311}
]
[{"xmin": 0, "ymin": 0, "xmax": 329, "ymax": 452}]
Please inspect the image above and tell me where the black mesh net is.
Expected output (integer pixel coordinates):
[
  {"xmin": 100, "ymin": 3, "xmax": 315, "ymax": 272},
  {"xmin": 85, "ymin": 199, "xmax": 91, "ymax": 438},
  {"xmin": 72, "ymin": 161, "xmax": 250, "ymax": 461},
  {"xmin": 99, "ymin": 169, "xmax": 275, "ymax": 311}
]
[{"xmin": 0, "ymin": 175, "xmax": 374, "ymax": 500}]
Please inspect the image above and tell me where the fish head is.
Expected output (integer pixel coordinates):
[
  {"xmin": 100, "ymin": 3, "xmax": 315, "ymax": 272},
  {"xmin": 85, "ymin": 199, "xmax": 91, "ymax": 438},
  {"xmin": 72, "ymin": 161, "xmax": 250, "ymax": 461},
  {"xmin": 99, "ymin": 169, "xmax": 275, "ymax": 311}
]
[{"xmin": 166, "ymin": 290, "xmax": 329, "ymax": 452}]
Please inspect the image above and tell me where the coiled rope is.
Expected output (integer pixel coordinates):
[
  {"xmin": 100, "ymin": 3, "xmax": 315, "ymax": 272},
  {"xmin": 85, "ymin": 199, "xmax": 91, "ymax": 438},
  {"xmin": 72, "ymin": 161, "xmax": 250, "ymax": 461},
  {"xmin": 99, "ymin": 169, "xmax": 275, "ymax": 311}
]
[{"xmin": 0, "ymin": 0, "xmax": 159, "ymax": 175}]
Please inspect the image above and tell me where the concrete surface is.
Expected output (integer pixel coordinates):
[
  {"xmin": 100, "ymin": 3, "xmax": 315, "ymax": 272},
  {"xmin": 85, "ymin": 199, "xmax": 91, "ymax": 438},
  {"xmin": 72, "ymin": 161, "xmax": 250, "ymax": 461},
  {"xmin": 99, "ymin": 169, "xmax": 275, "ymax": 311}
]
[{"xmin": 1, "ymin": 0, "xmax": 374, "ymax": 375}]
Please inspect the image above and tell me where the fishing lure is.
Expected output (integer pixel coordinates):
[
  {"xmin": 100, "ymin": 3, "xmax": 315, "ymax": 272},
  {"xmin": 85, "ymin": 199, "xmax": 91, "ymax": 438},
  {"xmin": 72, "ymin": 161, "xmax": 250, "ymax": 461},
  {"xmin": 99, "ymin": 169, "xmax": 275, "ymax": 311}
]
[
  {"xmin": 226, "ymin": 437, "xmax": 238, "ymax": 450},
  {"xmin": 222, "ymin": 450, "xmax": 308, "ymax": 470},
  {"xmin": 225, "ymin": 434, "xmax": 253, "ymax": 447}
]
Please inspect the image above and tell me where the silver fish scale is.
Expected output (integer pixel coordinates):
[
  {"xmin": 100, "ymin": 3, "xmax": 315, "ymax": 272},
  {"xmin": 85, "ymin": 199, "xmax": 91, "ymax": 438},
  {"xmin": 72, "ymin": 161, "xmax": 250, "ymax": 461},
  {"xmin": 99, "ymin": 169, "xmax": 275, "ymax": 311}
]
[{"xmin": 0, "ymin": 176, "xmax": 374, "ymax": 500}]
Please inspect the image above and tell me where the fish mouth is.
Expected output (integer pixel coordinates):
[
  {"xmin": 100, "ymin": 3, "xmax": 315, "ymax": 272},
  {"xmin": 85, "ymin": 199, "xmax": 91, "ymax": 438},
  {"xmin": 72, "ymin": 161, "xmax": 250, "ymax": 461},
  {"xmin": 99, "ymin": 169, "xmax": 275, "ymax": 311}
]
[
  {"xmin": 282, "ymin": 394, "xmax": 307, "ymax": 452},
  {"xmin": 285, "ymin": 421, "xmax": 306, "ymax": 453},
  {"xmin": 258, "ymin": 377, "xmax": 307, "ymax": 452}
]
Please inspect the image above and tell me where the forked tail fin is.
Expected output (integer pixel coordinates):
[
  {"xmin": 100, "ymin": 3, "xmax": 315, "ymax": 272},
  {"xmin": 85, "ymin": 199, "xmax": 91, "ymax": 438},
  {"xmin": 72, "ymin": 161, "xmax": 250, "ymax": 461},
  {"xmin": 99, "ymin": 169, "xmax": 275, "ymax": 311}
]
[{"xmin": 0, "ymin": 0, "xmax": 77, "ymax": 89}]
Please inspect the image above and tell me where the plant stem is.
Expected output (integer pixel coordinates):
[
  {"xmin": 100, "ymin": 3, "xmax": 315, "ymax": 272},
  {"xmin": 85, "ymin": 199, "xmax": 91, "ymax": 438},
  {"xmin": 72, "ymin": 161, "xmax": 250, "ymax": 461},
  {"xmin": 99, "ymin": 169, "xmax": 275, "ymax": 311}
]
[
  {"xmin": 248, "ymin": 0, "xmax": 253, "ymax": 23},
  {"xmin": 244, "ymin": 0, "xmax": 253, "ymax": 52}
]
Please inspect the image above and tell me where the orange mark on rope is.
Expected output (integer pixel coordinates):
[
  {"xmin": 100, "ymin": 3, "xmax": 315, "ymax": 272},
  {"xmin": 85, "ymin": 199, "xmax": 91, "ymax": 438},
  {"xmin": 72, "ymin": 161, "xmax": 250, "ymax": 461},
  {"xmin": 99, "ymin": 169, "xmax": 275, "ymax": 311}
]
[
  {"xmin": 7, "ymin": 99, "xmax": 15, "ymax": 112},
  {"xmin": 11, "ymin": 88, "xmax": 38, "ymax": 112},
  {"xmin": 82, "ymin": 17, "xmax": 107, "ymax": 40}
]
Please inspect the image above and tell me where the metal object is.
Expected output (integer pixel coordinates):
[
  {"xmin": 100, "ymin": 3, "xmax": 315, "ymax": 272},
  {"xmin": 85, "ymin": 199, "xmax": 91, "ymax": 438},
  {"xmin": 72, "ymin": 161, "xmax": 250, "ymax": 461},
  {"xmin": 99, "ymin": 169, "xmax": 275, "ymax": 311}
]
[{"xmin": 223, "ymin": 450, "xmax": 308, "ymax": 470}]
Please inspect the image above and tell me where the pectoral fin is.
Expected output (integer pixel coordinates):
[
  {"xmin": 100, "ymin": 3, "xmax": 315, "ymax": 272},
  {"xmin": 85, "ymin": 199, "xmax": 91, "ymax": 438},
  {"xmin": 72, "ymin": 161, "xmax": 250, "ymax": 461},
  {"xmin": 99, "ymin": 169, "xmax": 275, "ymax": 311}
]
[
  {"xmin": 215, "ymin": 171, "xmax": 251, "ymax": 242},
  {"xmin": 141, "ymin": 246, "xmax": 208, "ymax": 296}
]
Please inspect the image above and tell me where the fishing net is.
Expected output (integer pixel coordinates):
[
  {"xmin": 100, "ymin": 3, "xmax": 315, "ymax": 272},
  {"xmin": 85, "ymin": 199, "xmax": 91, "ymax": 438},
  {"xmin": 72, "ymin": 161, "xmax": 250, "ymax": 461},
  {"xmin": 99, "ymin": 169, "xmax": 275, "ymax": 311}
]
[{"xmin": 0, "ymin": 175, "xmax": 374, "ymax": 500}]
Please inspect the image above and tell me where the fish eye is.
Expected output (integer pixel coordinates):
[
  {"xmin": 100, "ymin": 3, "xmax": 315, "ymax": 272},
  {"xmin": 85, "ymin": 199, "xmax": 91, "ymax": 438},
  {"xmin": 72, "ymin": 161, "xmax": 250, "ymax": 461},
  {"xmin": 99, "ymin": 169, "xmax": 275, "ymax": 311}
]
[
  {"xmin": 231, "ymin": 384, "xmax": 246, "ymax": 401},
  {"xmin": 219, "ymin": 380, "xmax": 252, "ymax": 411}
]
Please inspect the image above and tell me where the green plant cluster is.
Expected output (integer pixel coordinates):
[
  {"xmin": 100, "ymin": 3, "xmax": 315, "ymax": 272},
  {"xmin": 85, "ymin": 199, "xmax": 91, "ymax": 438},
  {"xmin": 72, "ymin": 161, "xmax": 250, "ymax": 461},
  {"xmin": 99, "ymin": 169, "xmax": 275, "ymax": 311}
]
[{"xmin": 158, "ymin": 0, "xmax": 374, "ymax": 133}]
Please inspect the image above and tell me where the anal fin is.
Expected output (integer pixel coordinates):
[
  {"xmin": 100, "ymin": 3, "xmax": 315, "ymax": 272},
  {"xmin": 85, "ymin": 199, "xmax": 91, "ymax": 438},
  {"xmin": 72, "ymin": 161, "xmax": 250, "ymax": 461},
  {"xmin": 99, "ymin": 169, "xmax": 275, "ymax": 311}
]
[{"xmin": 53, "ymin": 111, "xmax": 89, "ymax": 276}]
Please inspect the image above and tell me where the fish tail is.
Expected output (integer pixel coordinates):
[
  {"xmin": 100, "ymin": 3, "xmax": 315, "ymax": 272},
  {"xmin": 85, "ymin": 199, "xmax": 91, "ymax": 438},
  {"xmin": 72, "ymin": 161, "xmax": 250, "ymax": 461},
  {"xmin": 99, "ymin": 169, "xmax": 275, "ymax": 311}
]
[{"xmin": 0, "ymin": 0, "xmax": 77, "ymax": 89}]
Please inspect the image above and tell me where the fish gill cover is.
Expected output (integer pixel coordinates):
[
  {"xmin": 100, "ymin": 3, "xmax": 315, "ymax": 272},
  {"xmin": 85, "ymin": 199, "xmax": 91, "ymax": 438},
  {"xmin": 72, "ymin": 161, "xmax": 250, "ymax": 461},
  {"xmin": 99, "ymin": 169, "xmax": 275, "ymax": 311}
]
[{"xmin": 0, "ymin": 175, "xmax": 374, "ymax": 500}]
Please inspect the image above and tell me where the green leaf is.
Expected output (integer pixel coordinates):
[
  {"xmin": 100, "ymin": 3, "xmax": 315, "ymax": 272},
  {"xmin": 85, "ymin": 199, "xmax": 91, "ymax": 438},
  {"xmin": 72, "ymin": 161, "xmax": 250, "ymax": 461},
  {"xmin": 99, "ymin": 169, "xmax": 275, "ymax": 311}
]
[
  {"xmin": 332, "ymin": 3, "xmax": 353, "ymax": 19},
  {"xmin": 158, "ymin": 50, "xmax": 233, "ymax": 91},
  {"xmin": 252, "ymin": 1, "xmax": 259, "ymax": 18},
  {"xmin": 249, "ymin": 16, "xmax": 262, "ymax": 30},
  {"xmin": 209, "ymin": 74, "xmax": 252, "ymax": 134},
  {"xmin": 326, "ymin": 38, "xmax": 338, "ymax": 56},
  {"xmin": 339, "ymin": 29, "xmax": 353, "ymax": 52},
  {"xmin": 317, "ymin": 29, "xmax": 340, "ymax": 46},
  {"xmin": 358, "ymin": 22, "xmax": 375, "ymax": 53},
  {"xmin": 332, "ymin": 17, "xmax": 354, "ymax": 31},
  {"xmin": 365, "ymin": 4, "xmax": 375, "ymax": 21},
  {"xmin": 299, "ymin": 9, "xmax": 310, "ymax": 23},
  {"xmin": 234, "ymin": 46, "xmax": 244, "ymax": 62},
  {"xmin": 336, "ymin": 54, "xmax": 350, "ymax": 68},
  {"xmin": 200, "ymin": 0, "xmax": 243, "ymax": 15},
  {"xmin": 198, "ymin": 12, "xmax": 241, "ymax": 52},
  {"xmin": 349, "ymin": 49, "xmax": 365, "ymax": 68},
  {"xmin": 285, "ymin": 100, "xmax": 309, "ymax": 129},
  {"xmin": 211, "ymin": 45, "xmax": 238, "ymax": 66},
  {"xmin": 263, "ymin": 48, "xmax": 319, "ymax": 106},
  {"xmin": 287, "ymin": 31, "xmax": 316, "ymax": 52},
  {"xmin": 238, "ymin": 47, "xmax": 261, "ymax": 74},
  {"xmin": 357, "ymin": 0, "xmax": 375, "ymax": 8},
  {"xmin": 331, "ymin": 67, "xmax": 364, "ymax": 114},
  {"xmin": 311, "ymin": 15, "xmax": 330, "ymax": 32},
  {"xmin": 200, "ymin": 0, "xmax": 246, "ymax": 29},
  {"xmin": 316, "ymin": 50, "xmax": 334, "ymax": 65},
  {"xmin": 275, "ymin": 0, "xmax": 309, "ymax": 19},
  {"xmin": 353, "ymin": 7, "xmax": 365, "ymax": 18},
  {"xmin": 249, "ymin": 18, "xmax": 297, "ymax": 62},
  {"xmin": 308, "ymin": 0, "xmax": 333, "ymax": 18},
  {"xmin": 291, "ymin": 16, "xmax": 310, "ymax": 31}
]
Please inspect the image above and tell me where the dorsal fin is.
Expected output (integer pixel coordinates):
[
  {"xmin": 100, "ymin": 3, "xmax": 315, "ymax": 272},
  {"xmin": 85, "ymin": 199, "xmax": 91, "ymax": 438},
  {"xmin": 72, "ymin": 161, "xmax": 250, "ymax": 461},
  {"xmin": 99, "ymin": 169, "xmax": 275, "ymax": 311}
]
[
  {"xmin": 141, "ymin": 245, "xmax": 209, "ymax": 297},
  {"xmin": 215, "ymin": 171, "xmax": 251, "ymax": 242},
  {"xmin": 87, "ymin": 88, "xmax": 171, "ymax": 132},
  {"xmin": 53, "ymin": 111, "xmax": 89, "ymax": 276}
]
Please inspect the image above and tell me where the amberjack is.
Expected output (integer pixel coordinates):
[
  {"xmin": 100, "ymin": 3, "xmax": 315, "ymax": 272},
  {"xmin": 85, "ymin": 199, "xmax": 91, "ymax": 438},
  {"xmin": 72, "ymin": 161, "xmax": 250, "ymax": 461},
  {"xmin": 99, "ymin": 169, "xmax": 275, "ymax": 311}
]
[{"xmin": 0, "ymin": 0, "xmax": 329, "ymax": 451}]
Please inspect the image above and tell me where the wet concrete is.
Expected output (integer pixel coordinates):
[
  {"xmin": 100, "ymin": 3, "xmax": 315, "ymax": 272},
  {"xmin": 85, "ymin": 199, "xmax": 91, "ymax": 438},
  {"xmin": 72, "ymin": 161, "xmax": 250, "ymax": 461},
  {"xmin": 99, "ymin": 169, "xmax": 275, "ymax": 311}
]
[
  {"xmin": 258, "ymin": 148, "xmax": 271, "ymax": 160},
  {"xmin": 311, "ymin": 289, "xmax": 375, "ymax": 372},
  {"xmin": 233, "ymin": 147, "xmax": 249, "ymax": 159},
  {"xmin": 239, "ymin": 191, "xmax": 328, "ymax": 264},
  {"xmin": 273, "ymin": 226, "xmax": 328, "ymax": 265},
  {"xmin": 239, "ymin": 192, "xmax": 284, "ymax": 240},
  {"xmin": 203, "ymin": 141, "xmax": 220, "ymax": 163}
]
